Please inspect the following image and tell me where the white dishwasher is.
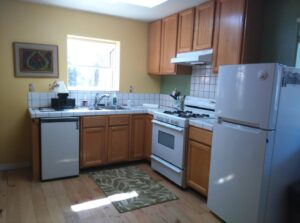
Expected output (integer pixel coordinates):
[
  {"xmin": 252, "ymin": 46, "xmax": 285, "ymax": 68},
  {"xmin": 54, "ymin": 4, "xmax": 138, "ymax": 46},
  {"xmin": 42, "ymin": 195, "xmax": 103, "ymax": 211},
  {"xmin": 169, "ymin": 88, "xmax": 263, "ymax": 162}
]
[{"xmin": 40, "ymin": 117, "xmax": 79, "ymax": 181}]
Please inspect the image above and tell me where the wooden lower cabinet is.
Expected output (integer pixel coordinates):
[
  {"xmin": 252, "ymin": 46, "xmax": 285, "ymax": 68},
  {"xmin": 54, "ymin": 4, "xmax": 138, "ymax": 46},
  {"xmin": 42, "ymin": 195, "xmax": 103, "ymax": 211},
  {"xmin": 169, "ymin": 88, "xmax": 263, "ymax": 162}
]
[
  {"xmin": 30, "ymin": 118, "xmax": 40, "ymax": 181},
  {"xmin": 131, "ymin": 115, "xmax": 146, "ymax": 160},
  {"xmin": 80, "ymin": 114, "xmax": 152, "ymax": 169},
  {"xmin": 108, "ymin": 125, "xmax": 129, "ymax": 163},
  {"xmin": 131, "ymin": 115, "xmax": 153, "ymax": 160},
  {"xmin": 81, "ymin": 127, "xmax": 107, "ymax": 167},
  {"xmin": 187, "ymin": 126, "xmax": 212, "ymax": 196}
]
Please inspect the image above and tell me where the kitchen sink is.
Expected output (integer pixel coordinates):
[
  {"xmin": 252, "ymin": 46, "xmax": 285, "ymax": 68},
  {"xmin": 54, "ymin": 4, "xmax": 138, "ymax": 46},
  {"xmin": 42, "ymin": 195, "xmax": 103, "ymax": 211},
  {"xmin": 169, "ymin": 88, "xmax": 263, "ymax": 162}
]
[{"xmin": 86, "ymin": 105, "xmax": 128, "ymax": 110}]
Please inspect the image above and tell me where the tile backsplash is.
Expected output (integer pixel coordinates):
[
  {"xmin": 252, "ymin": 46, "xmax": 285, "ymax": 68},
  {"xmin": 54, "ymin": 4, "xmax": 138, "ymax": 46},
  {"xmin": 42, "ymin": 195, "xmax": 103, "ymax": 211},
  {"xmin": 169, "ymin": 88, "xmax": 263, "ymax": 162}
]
[
  {"xmin": 27, "ymin": 91, "xmax": 160, "ymax": 108},
  {"xmin": 190, "ymin": 65, "xmax": 217, "ymax": 99},
  {"xmin": 27, "ymin": 65, "xmax": 218, "ymax": 109}
]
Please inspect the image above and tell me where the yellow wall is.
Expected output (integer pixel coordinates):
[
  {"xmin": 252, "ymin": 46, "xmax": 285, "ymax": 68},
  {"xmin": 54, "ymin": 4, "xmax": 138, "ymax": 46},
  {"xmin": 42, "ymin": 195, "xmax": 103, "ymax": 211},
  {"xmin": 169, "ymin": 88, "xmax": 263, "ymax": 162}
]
[{"xmin": 0, "ymin": 0, "xmax": 160, "ymax": 165}]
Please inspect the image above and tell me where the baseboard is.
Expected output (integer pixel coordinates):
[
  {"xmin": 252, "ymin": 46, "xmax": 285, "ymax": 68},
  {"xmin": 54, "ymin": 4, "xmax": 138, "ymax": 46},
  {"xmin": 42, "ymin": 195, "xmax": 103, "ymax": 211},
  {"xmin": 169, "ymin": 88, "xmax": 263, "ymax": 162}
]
[{"xmin": 0, "ymin": 162, "xmax": 30, "ymax": 171}]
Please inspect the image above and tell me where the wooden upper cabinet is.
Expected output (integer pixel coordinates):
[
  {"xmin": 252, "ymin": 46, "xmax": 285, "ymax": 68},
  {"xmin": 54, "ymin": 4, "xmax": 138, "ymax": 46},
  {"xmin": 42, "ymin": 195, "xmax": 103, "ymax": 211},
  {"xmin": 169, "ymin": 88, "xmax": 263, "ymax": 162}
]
[
  {"xmin": 148, "ymin": 20, "xmax": 162, "ymax": 74},
  {"xmin": 193, "ymin": 1, "xmax": 215, "ymax": 50},
  {"xmin": 160, "ymin": 14, "xmax": 178, "ymax": 74},
  {"xmin": 177, "ymin": 8, "xmax": 195, "ymax": 53},
  {"xmin": 212, "ymin": 0, "xmax": 246, "ymax": 73}
]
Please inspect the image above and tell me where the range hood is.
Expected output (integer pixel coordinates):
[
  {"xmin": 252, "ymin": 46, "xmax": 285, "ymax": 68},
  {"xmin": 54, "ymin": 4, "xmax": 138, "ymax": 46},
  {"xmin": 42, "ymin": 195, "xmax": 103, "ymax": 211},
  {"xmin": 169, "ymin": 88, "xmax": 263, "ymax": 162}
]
[{"xmin": 171, "ymin": 49, "xmax": 213, "ymax": 65}]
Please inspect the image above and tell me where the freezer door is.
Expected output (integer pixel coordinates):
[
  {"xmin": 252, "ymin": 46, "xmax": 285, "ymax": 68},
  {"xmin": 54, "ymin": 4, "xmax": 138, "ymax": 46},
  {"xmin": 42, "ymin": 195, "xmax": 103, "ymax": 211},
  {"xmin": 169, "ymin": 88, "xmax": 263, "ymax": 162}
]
[
  {"xmin": 208, "ymin": 122, "xmax": 273, "ymax": 223},
  {"xmin": 216, "ymin": 63, "xmax": 282, "ymax": 130}
]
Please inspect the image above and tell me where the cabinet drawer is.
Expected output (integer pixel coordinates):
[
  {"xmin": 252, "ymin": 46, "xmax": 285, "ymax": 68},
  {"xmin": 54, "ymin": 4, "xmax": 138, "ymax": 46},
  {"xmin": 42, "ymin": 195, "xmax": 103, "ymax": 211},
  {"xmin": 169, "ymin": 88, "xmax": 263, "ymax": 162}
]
[
  {"xmin": 189, "ymin": 126, "xmax": 212, "ymax": 146},
  {"xmin": 109, "ymin": 115, "xmax": 129, "ymax": 126},
  {"xmin": 82, "ymin": 116, "xmax": 107, "ymax": 128}
]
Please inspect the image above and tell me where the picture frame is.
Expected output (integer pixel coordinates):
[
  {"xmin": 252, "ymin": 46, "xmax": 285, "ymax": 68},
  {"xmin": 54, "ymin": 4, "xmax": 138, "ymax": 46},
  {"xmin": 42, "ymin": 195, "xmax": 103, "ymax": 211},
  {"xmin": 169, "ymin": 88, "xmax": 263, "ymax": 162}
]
[{"xmin": 13, "ymin": 42, "xmax": 59, "ymax": 78}]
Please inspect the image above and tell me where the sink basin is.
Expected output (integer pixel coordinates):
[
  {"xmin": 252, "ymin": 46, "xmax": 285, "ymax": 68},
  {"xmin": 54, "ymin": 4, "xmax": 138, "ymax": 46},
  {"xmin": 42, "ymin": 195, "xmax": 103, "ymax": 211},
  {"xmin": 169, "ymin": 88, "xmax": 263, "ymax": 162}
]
[{"xmin": 87, "ymin": 105, "xmax": 127, "ymax": 110}]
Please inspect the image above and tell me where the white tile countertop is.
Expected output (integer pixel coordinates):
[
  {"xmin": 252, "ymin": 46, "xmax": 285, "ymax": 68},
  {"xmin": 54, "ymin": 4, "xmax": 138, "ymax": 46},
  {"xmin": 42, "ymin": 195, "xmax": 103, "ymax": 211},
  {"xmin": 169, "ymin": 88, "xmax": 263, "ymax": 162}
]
[
  {"xmin": 188, "ymin": 118, "xmax": 217, "ymax": 131},
  {"xmin": 28, "ymin": 106, "xmax": 217, "ymax": 131},
  {"xmin": 28, "ymin": 106, "xmax": 164, "ymax": 118}
]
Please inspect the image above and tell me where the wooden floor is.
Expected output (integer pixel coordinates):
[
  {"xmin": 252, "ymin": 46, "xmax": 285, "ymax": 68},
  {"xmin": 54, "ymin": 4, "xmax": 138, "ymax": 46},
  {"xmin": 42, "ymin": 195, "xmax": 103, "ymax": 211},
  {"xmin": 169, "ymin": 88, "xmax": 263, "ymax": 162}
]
[{"xmin": 0, "ymin": 163, "xmax": 221, "ymax": 223}]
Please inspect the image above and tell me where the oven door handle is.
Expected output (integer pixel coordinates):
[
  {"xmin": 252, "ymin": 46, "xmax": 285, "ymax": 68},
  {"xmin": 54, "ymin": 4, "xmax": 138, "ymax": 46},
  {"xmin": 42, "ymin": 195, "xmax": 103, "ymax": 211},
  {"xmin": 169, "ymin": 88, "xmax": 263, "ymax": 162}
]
[{"xmin": 152, "ymin": 120, "xmax": 184, "ymax": 132}]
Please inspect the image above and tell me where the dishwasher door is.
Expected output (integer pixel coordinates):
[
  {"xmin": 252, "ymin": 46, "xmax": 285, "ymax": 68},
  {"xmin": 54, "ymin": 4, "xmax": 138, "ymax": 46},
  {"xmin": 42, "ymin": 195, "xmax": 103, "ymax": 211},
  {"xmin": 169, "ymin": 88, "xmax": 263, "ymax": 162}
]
[{"xmin": 40, "ymin": 117, "xmax": 79, "ymax": 181}]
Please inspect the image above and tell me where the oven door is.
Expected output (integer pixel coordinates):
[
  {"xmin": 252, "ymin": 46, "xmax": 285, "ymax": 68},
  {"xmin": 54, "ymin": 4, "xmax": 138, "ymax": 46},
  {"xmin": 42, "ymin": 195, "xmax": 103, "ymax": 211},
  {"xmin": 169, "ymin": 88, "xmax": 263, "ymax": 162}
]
[{"xmin": 152, "ymin": 120, "xmax": 186, "ymax": 169}]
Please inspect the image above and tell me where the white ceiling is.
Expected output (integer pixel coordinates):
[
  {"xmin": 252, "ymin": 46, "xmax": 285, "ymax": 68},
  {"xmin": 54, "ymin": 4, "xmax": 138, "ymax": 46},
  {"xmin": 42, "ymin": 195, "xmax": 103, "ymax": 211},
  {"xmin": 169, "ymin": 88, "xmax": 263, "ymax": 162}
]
[{"xmin": 20, "ymin": 0, "xmax": 207, "ymax": 22}]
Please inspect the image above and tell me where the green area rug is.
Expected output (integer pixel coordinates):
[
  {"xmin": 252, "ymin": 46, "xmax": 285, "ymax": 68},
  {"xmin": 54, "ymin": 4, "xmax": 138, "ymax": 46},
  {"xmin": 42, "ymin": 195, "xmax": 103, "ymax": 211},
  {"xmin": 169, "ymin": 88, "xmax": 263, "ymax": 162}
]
[{"xmin": 89, "ymin": 166, "xmax": 178, "ymax": 213}]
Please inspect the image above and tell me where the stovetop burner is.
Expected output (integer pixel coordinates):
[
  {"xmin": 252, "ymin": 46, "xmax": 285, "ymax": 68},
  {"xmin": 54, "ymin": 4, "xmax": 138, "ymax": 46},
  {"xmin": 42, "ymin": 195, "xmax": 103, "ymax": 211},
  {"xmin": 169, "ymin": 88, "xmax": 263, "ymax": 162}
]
[{"xmin": 163, "ymin": 110, "xmax": 210, "ymax": 118}]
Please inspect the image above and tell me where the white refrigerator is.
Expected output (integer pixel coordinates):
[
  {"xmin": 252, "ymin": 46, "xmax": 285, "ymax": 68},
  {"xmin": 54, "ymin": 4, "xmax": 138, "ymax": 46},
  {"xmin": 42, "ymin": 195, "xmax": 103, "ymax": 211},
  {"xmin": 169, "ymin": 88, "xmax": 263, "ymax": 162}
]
[{"xmin": 207, "ymin": 63, "xmax": 300, "ymax": 223}]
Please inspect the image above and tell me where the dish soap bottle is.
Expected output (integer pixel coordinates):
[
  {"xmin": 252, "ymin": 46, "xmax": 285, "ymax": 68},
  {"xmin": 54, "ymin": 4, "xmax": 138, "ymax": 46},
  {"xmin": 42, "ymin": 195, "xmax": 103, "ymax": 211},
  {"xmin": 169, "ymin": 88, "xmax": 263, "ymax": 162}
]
[{"xmin": 112, "ymin": 92, "xmax": 117, "ymax": 106}]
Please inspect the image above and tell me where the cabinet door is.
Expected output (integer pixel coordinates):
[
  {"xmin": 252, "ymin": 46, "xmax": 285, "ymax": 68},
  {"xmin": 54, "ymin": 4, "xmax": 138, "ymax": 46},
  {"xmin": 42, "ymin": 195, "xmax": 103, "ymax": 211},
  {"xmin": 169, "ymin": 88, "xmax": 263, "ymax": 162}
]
[
  {"xmin": 145, "ymin": 115, "xmax": 153, "ymax": 160},
  {"xmin": 131, "ymin": 115, "xmax": 146, "ymax": 160},
  {"xmin": 108, "ymin": 126, "xmax": 129, "ymax": 163},
  {"xmin": 212, "ymin": 0, "xmax": 245, "ymax": 73},
  {"xmin": 30, "ymin": 118, "xmax": 40, "ymax": 181},
  {"xmin": 148, "ymin": 20, "xmax": 162, "ymax": 74},
  {"xmin": 177, "ymin": 8, "xmax": 195, "ymax": 53},
  {"xmin": 81, "ymin": 127, "xmax": 107, "ymax": 168},
  {"xmin": 187, "ymin": 140, "xmax": 211, "ymax": 196},
  {"xmin": 193, "ymin": 1, "xmax": 215, "ymax": 50},
  {"xmin": 160, "ymin": 14, "xmax": 178, "ymax": 74}
]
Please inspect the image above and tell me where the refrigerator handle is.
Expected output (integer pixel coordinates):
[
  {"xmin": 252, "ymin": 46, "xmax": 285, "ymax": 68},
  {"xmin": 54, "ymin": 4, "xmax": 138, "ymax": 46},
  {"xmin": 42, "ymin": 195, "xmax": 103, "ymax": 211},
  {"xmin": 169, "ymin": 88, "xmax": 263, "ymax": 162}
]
[
  {"xmin": 218, "ymin": 118, "xmax": 263, "ymax": 134},
  {"xmin": 76, "ymin": 120, "xmax": 79, "ymax": 130}
]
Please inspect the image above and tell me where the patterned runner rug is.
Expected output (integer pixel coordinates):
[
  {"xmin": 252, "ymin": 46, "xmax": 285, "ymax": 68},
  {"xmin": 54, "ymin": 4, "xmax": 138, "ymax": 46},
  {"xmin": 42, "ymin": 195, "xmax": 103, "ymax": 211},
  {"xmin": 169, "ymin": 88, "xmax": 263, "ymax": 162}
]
[{"xmin": 89, "ymin": 166, "xmax": 178, "ymax": 213}]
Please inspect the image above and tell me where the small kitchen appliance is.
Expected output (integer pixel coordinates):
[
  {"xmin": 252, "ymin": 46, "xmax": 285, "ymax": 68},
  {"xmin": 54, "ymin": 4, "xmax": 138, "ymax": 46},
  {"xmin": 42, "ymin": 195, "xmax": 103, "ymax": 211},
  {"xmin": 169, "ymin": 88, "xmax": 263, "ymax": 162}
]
[{"xmin": 40, "ymin": 117, "xmax": 79, "ymax": 181}]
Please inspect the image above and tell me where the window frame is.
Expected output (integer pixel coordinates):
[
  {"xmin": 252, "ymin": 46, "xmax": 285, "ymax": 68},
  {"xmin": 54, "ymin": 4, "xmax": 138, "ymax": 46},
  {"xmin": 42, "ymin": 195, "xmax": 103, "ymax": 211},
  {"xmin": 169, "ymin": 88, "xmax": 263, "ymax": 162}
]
[{"xmin": 67, "ymin": 35, "xmax": 120, "ymax": 91}]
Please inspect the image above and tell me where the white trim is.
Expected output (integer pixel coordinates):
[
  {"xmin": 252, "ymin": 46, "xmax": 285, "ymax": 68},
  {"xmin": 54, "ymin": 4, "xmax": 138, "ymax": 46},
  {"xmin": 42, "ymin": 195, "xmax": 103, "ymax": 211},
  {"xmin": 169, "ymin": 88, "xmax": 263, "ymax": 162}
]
[{"xmin": 0, "ymin": 162, "xmax": 30, "ymax": 171}]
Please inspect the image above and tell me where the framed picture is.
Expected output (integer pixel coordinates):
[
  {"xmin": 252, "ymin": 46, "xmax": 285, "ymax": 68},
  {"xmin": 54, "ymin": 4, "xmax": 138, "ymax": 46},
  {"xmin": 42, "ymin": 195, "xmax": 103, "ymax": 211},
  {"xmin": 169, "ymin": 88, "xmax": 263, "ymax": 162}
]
[{"xmin": 13, "ymin": 42, "xmax": 59, "ymax": 78}]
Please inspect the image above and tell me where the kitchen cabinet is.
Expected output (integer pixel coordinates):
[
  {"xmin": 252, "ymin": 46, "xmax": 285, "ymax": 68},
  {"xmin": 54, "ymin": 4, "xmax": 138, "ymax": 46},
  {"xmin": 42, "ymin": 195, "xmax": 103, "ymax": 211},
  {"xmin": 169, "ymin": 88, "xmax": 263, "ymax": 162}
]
[
  {"xmin": 131, "ymin": 114, "xmax": 153, "ymax": 160},
  {"xmin": 131, "ymin": 115, "xmax": 146, "ymax": 160},
  {"xmin": 212, "ymin": 0, "xmax": 263, "ymax": 73},
  {"xmin": 107, "ymin": 115, "xmax": 130, "ymax": 163},
  {"xmin": 160, "ymin": 14, "xmax": 178, "ymax": 74},
  {"xmin": 148, "ymin": 15, "xmax": 192, "ymax": 75},
  {"xmin": 32, "ymin": 113, "xmax": 149, "ymax": 179},
  {"xmin": 177, "ymin": 8, "xmax": 195, "ymax": 53},
  {"xmin": 148, "ymin": 20, "xmax": 161, "ymax": 74},
  {"xmin": 108, "ymin": 126, "xmax": 130, "ymax": 163},
  {"xmin": 145, "ymin": 115, "xmax": 153, "ymax": 160},
  {"xmin": 80, "ymin": 116, "xmax": 107, "ymax": 168},
  {"xmin": 193, "ymin": 1, "xmax": 215, "ymax": 50},
  {"xmin": 187, "ymin": 126, "xmax": 212, "ymax": 196},
  {"xmin": 30, "ymin": 118, "xmax": 40, "ymax": 181}
]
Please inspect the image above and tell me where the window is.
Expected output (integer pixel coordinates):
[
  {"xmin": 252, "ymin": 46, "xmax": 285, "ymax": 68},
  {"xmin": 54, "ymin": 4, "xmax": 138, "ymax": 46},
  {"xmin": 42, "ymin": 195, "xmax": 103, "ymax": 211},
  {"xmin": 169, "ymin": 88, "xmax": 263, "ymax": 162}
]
[{"xmin": 67, "ymin": 35, "xmax": 120, "ymax": 91}]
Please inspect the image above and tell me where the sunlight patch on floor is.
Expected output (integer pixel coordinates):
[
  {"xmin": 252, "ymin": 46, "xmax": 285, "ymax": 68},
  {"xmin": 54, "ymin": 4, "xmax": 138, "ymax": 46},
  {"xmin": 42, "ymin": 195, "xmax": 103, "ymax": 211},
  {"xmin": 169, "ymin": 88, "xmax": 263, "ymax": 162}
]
[{"xmin": 71, "ymin": 191, "xmax": 139, "ymax": 212}]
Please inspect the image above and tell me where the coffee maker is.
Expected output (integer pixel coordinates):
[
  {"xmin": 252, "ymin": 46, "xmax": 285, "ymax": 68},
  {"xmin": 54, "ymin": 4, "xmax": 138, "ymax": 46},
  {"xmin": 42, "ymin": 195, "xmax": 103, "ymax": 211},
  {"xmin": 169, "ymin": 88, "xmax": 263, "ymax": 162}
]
[{"xmin": 50, "ymin": 80, "xmax": 75, "ymax": 110}]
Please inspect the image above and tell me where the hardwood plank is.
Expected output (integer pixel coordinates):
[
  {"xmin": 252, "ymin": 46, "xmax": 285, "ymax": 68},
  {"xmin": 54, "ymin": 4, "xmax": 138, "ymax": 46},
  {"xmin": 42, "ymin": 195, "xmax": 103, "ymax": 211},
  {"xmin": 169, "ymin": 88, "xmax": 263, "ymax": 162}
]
[
  {"xmin": 51, "ymin": 180, "xmax": 81, "ymax": 223},
  {"xmin": 0, "ymin": 171, "xmax": 8, "ymax": 223},
  {"xmin": 17, "ymin": 169, "xmax": 37, "ymax": 223},
  {"xmin": 41, "ymin": 182, "xmax": 66, "ymax": 223},
  {"xmin": 5, "ymin": 170, "xmax": 21, "ymax": 223},
  {"xmin": 0, "ymin": 164, "xmax": 221, "ymax": 223}
]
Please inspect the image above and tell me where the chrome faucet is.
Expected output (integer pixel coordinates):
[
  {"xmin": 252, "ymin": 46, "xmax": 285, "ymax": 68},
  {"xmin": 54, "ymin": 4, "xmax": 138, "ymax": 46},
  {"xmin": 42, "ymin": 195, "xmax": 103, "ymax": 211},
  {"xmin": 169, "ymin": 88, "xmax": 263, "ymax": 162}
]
[{"xmin": 94, "ymin": 93, "xmax": 110, "ymax": 107}]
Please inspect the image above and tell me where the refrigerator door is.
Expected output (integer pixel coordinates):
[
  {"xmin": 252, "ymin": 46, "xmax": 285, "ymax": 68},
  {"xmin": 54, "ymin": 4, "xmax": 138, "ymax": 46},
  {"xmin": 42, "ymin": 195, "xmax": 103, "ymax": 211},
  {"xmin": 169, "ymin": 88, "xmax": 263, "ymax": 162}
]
[
  {"xmin": 208, "ymin": 121, "xmax": 273, "ymax": 223},
  {"xmin": 216, "ymin": 63, "xmax": 282, "ymax": 130},
  {"xmin": 41, "ymin": 118, "xmax": 79, "ymax": 180}
]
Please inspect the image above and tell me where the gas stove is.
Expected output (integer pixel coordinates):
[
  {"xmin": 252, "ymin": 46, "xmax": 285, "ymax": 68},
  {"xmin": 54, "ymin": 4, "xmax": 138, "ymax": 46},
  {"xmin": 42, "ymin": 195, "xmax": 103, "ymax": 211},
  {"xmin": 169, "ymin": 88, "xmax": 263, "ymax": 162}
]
[
  {"xmin": 153, "ymin": 96, "xmax": 216, "ymax": 128},
  {"xmin": 163, "ymin": 110, "xmax": 211, "ymax": 118},
  {"xmin": 151, "ymin": 96, "xmax": 216, "ymax": 188}
]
